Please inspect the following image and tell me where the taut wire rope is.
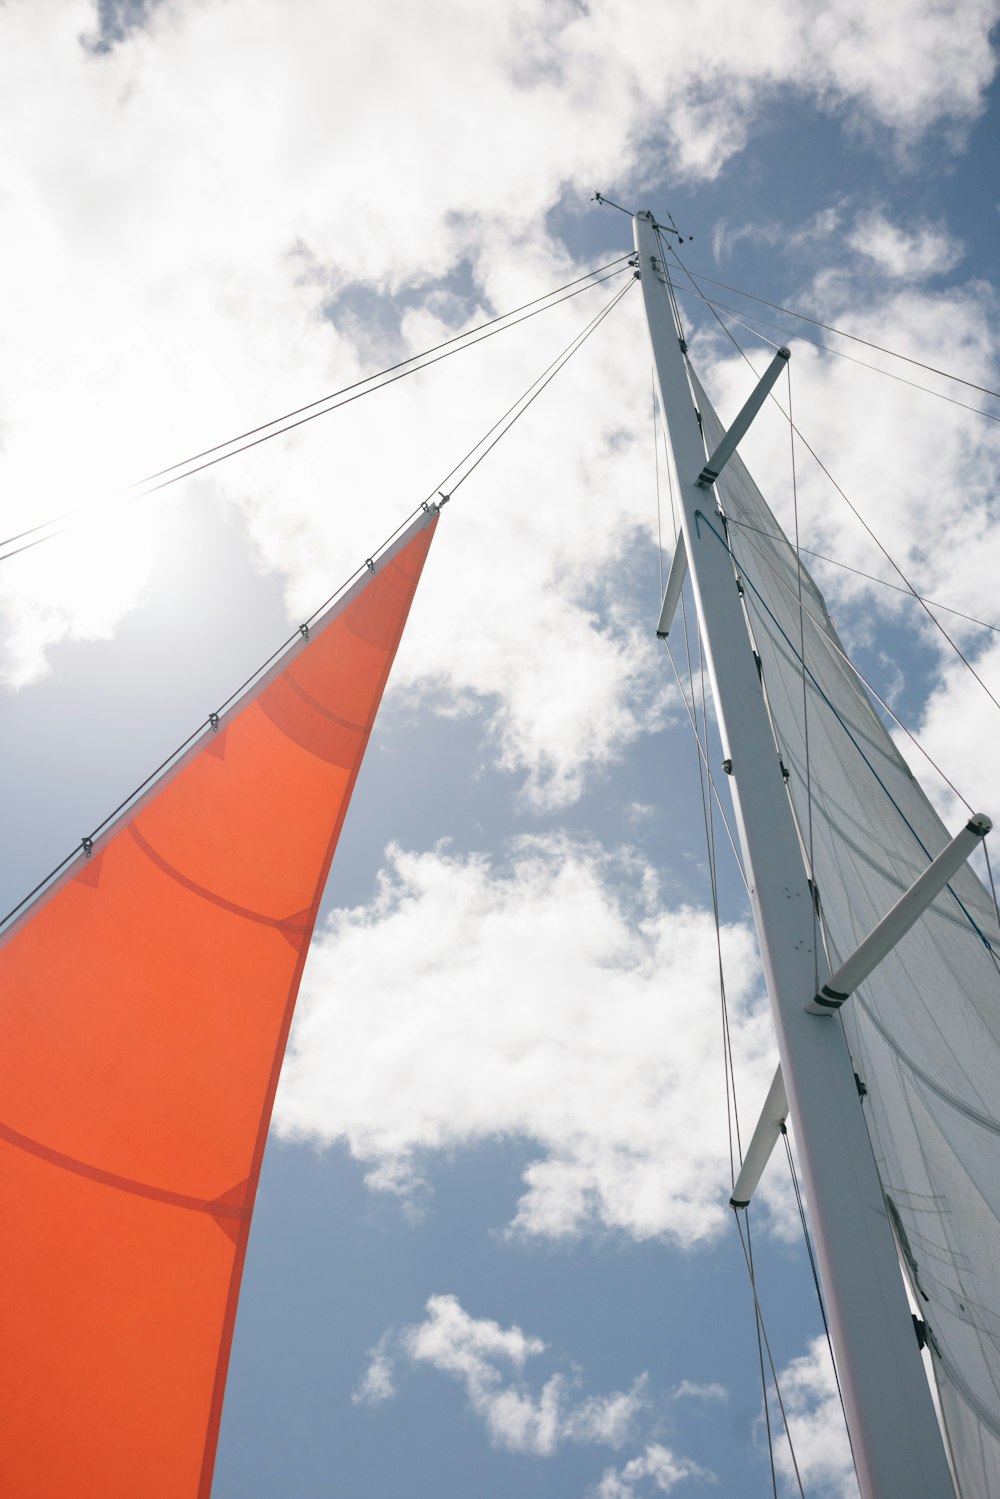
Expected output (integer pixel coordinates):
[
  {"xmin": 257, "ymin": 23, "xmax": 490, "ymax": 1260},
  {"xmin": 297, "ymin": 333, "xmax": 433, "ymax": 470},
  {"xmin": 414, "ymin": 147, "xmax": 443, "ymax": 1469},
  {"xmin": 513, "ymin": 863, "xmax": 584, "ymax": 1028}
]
[
  {"xmin": 726, "ymin": 516, "xmax": 974, "ymax": 812},
  {"xmin": 781, "ymin": 1123, "xmax": 856, "ymax": 1467},
  {"xmin": 652, "ymin": 393, "xmax": 749, "ymax": 890},
  {"xmin": 735, "ymin": 1212, "xmax": 807, "ymax": 1499},
  {"xmin": 1, "ymin": 274, "xmax": 633, "ymax": 935},
  {"xmin": 0, "ymin": 258, "xmax": 633, "ymax": 564},
  {"xmin": 723, "ymin": 516, "xmax": 1000, "ymax": 638},
  {"xmin": 787, "ymin": 360, "xmax": 820, "ymax": 995},
  {"xmin": 665, "ymin": 245, "xmax": 1000, "ymax": 725},
  {"xmin": 593, "ymin": 192, "xmax": 999, "ymax": 407},
  {"xmin": 649, "ymin": 319, "xmax": 800, "ymax": 1495},
  {"xmin": 675, "ymin": 265, "xmax": 1000, "ymax": 406},
  {"xmin": 669, "ymin": 280, "xmax": 1000, "ymax": 426},
  {"xmin": 696, "ymin": 506, "xmax": 1000, "ymax": 973}
]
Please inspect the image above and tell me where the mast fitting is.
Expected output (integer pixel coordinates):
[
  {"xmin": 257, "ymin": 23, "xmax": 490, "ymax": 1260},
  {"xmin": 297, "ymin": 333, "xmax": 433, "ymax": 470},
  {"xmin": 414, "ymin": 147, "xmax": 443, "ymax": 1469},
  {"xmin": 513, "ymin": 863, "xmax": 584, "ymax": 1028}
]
[
  {"xmin": 807, "ymin": 813, "xmax": 993, "ymax": 1014},
  {"xmin": 696, "ymin": 346, "xmax": 790, "ymax": 489},
  {"xmin": 730, "ymin": 1063, "xmax": 789, "ymax": 1208},
  {"xmin": 655, "ymin": 531, "xmax": 689, "ymax": 639}
]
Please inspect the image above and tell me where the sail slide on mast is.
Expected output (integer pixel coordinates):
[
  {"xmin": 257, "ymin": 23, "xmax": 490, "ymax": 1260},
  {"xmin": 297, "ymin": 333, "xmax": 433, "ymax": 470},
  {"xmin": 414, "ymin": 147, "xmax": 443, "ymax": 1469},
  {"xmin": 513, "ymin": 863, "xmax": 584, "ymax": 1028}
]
[
  {"xmin": 689, "ymin": 369, "xmax": 1000, "ymax": 1499},
  {"xmin": 0, "ymin": 507, "xmax": 437, "ymax": 1498}
]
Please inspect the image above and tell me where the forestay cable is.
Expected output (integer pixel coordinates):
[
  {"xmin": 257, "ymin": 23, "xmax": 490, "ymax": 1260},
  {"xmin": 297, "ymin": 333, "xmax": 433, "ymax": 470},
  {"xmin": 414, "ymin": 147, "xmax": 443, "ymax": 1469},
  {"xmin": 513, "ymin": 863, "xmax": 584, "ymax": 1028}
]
[
  {"xmin": 1, "ymin": 275, "xmax": 633, "ymax": 934},
  {"xmin": 0, "ymin": 258, "xmax": 633, "ymax": 564}
]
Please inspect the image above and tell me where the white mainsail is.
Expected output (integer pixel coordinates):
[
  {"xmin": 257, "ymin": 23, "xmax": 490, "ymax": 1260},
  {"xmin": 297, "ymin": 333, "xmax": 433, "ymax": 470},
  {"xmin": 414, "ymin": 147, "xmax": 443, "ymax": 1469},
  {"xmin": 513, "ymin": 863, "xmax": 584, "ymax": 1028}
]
[{"xmin": 692, "ymin": 369, "xmax": 1000, "ymax": 1498}]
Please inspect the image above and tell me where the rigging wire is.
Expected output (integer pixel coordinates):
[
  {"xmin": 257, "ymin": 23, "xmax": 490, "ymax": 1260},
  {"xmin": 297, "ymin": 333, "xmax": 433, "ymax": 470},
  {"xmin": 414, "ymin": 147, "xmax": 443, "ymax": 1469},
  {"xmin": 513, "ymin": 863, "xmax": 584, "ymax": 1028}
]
[
  {"xmin": 726, "ymin": 516, "xmax": 974, "ymax": 812},
  {"xmin": 984, "ymin": 841, "xmax": 1000, "ymax": 940},
  {"xmin": 0, "ymin": 257, "xmax": 633, "ymax": 565},
  {"xmin": 679, "ymin": 262, "xmax": 1000, "ymax": 942},
  {"xmin": 135, "ymin": 257, "xmax": 634, "ymax": 489},
  {"xmin": 670, "ymin": 281, "xmax": 1000, "ymax": 426},
  {"xmin": 654, "ymin": 243, "xmax": 864, "ymax": 1489},
  {"xmin": 724, "ymin": 516, "xmax": 1000, "ymax": 638},
  {"xmin": 0, "ymin": 274, "xmax": 634, "ymax": 935},
  {"xmin": 785, "ymin": 413, "xmax": 1000, "ymax": 720},
  {"xmin": 726, "ymin": 418, "xmax": 857, "ymax": 1499},
  {"xmin": 650, "ymin": 360, "xmax": 750, "ymax": 1173},
  {"xmin": 735, "ymin": 1211, "xmax": 807, "ymax": 1499},
  {"xmin": 745, "ymin": 1214, "xmax": 781, "ymax": 1499},
  {"xmin": 652, "ymin": 369, "xmax": 750, "ymax": 891},
  {"xmin": 696, "ymin": 530, "xmax": 797, "ymax": 1499},
  {"xmin": 787, "ymin": 360, "xmax": 820, "ymax": 996},
  {"xmin": 781, "ymin": 1127, "xmax": 853, "ymax": 1436},
  {"xmin": 660, "ymin": 644, "xmax": 749, "ymax": 897},
  {"xmin": 648, "ymin": 215, "xmax": 993, "ymax": 1484},
  {"xmin": 675, "ymin": 528, "xmax": 785, "ymax": 1499},
  {"xmin": 650, "ymin": 347, "xmax": 790, "ymax": 1499},
  {"xmin": 699, "ymin": 507, "xmax": 1000, "ymax": 971},
  {"xmin": 653, "ymin": 346, "xmax": 744, "ymax": 877},
  {"xmin": 665, "ymin": 246, "xmax": 1000, "ymax": 725},
  {"xmin": 653, "ymin": 369, "xmax": 665, "ymax": 595},
  {"xmin": 431, "ymin": 278, "xmax": 635, "ymax": 502},
  {"xmin": 597, "ymin": 194, "xmax": 997, "ymax": 415},
  {"xmin": 677, "ymin": 265, "xmax": 1000, "ymax": 406},
  {"xmin": 651, "ymin": 375, "xmax": 750, "ymax": 886}
]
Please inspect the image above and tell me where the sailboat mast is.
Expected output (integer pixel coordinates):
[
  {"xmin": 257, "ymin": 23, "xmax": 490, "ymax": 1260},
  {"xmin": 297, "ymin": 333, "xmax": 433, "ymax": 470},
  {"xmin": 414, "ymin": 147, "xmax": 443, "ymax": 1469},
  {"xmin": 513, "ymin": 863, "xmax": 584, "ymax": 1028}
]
[{"xmin": 633, "ymin": 211, "xmax": 955, "ymax": 1497}]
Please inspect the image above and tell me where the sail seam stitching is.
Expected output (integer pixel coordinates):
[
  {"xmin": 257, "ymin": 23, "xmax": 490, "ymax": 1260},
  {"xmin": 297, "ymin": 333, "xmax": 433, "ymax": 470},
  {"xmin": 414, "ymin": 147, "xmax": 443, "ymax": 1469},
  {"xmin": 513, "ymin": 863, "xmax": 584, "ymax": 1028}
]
[
  {"xmin": 129, "ymin": 824, "xmax": 309, "ymax": 934},
  {"xmin": 0, "ymin": 1119, "xmax": 247, "ymax": 1218}
]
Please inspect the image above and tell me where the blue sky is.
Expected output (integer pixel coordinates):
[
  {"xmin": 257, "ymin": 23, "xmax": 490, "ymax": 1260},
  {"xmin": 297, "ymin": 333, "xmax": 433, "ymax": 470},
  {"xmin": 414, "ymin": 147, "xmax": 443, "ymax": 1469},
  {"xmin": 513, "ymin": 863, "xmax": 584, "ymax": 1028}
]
[{"xmin": 2, "ymin": 2, "xmax": 1000, "ymax": 1495}]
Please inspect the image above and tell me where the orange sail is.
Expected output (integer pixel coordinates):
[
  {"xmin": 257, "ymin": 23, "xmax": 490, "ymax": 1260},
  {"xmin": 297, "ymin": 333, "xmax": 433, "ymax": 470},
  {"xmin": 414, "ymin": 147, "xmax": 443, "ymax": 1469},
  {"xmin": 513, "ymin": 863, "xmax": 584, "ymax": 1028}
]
[{"xmin": 0, "ymin": 510, "xmax": 437, "ymax": 1498}]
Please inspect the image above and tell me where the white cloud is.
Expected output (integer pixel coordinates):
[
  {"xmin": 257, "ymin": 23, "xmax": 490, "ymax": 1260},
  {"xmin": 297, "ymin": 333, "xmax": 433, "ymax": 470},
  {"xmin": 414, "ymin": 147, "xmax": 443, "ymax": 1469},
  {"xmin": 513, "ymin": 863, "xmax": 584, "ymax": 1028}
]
[
  {"xmin": 358, "ymin": 1293, "xmax": 648, "ymax": 1458},
  {"xmin": 803, "ymin": 0, "xmax": 997, "ymax": 141},
  {"xmin": 275, "ymin": 834, "xmax": 780, "ymax": 1244},
  {"xmin": 906, "ymin": 635, "xmax": 1000, "ymax": 826},
  {"xmin": 353, "ymin": 1333, "xmax": 396, "ymax": 1405},
  {"xmin": 592, "ymin": 1441, "xmax": 715, "ymax": 1497},
  {"xmin": 771, "ymin": 1337, "xmax": 858, "ymax": 1499},
  {"xmin": 696, "ymin": 267, "xmax": 1000, "ymax": 678},
  {"xmin": 671, "ymin": 1381, "xmax": 728, "ymax": 1403},
  {"xmin": 685, "ymin": 210, "xmax": 1000, "ymax": 866},
  {"xmin": 712, "ymin": 203, "xmax": 847, "ymax": 263},
  {"xmin": 1, "ymin": 0, "xmax": 996, "ymax": 805},
  {"xmin": 713, "ymin": 202, "xmax": 965, "ymax": 283},
  {"xmin": 845, "ymin": 210, "xmax": 964, "ymax": 281}
]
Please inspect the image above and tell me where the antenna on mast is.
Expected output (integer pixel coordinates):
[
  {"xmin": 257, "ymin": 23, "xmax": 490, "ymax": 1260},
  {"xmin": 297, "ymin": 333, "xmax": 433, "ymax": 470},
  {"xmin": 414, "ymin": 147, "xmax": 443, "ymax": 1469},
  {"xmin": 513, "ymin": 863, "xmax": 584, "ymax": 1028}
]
[{"xmin": 593, "ymin": 193, "xmax": 694, "ymax": 245}]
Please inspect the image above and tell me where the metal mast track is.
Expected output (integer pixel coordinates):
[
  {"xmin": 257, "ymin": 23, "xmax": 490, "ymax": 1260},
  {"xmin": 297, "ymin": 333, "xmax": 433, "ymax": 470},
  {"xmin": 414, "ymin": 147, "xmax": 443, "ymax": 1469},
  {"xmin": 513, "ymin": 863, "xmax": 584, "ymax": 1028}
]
[{"xmin": 633, "ymin": 210, "xmax": 956, "ymax": 1498}]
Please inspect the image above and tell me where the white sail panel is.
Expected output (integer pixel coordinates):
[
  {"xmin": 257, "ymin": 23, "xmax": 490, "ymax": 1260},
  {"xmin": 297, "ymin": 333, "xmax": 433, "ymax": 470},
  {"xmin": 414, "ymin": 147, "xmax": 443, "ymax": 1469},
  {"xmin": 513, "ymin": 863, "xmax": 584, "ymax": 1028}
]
[{"xmin": 690, "ymin": 371, "xmax": 1000, "ymax": 1497}]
